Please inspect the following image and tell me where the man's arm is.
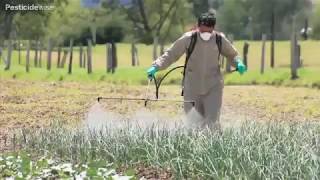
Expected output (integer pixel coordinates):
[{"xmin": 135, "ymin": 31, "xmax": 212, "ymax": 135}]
[
  {"xmin": 220, "ymin": 35, "xmax": 239, "ymax": 68},
  {"xmin": 152, "ymin": 32, "xmax": 191, "ymax": 70}
]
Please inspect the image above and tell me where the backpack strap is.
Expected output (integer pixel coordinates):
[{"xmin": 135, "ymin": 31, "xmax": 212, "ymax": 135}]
[
  {"xmin": 216, "ymin": 33, "xmax": 222, "ymax": 62},
  {"xmin": 181, "ymin": 31, "xmax": 198, "ymax": 96},
  {"xmin": 183, "ymin": 31, "xmax": 198, "ymax": 76},
  {"xmin": 181, "ymin": 31, "xmax": 222, "ymax": 96}
]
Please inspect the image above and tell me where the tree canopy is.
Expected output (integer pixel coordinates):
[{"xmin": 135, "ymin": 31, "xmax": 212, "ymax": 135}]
[{"xmin": 0, "ymin": 0, "xmax": 317, "ymax": 44}]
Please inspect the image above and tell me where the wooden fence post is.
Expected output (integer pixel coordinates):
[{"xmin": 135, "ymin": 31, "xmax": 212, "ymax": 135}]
[
  {"xmin": 79, "ymin": 45, "xmax": 83, "ymax": 68},
  {"xmin": 302, "ymin": 19, "xmax": 309, "ymax": 40},
  {"xmin": 295, "ymin": 43, "xmax": 300, "ymax": 71},
  {"xmin": 131, "ymin": 42, "xmax": 139, "ymax": 66},
  {"xmin": 57, "ymin": 46, "xmax": 61, "ymax": 68},
  {"xmin": 61, "ymin": 50, "xmax": 68, "ymax": 68},
  {"xmin": 261, "ymin": 34, "xmax": 267, "ymax": 74},
  {"xmin": 106, "ymin": 43, "xmax": 112, "ymax": 73},
  {"xmin": 291, "ymin": 24, "xmax": 299, "ymax": 79},
  {"xmin": 18, "ymin": 40, "xmax": 21, "ymax": 65},
  {"xmin": 87, "ymin": 39, "xmax": 92, "ymax": 74},
  {"xmin": 243, "ymin": 42, "xmax": 249, "ymax": 70},
  {"xmin": 297, "ymin": 44, "xmax": 302, "ymax": 68},
  {"xmin": 34, "ymin": 41, "xmax": 38, "ymax": 67},
  {"xmin": 26, "ymin": 41, "xmax": 30, "ymax": 73},
  {"xmin": 111, "ymin": 42, "xmax": 117, "ymax": 73},
  {"xmin": 47, "ymin": 39, "xmax": 52, "ymax": 71},
  {"xmin": 83, "ymin": 49, "xmax": 86, "ymax": 68},
  {"xmin": 270, "ymin": 11, "xmax": 275, "ymax": 68},
  {"xmin": 38, "ymin": 41, "xmax": 42, "ymax": 68},
  {"xmin": 106, "ymin": 42, "xmax": 117, "ymax": 74},
  {"xmin": 131, "ymin": 43, "xmax": 135, "ymax": 66},
  {"xmin": 68, "ymin": 39, "xmax": 73, "ymax": 74},
  {"xmin": 4, "ymin": 40, "xmax": 12, "ymax": 71},
  {"xmin": 136, "ymin": 45, "xmax": 139, "ymax": 66},
  {"xmin": 0, "ymin": 46, "xmax": 2, "ymax": 64}
]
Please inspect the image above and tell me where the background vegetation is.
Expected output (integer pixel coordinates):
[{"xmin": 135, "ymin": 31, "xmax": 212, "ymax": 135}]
[{"xmin": 1, "ymin": 0, "xmax": 320, "ymax": 46}]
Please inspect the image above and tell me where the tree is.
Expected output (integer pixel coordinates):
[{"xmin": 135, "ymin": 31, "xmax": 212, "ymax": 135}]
[
  {"xmin": 14, "ymin": 13, "xmax": 47, "ymax": 40},
  {"xmin": 117, "ymin": 0, "xmax": 193, "ymax": 59},
  {"xmin": 191, "ymin": 0, "xmax": 209, "ymax": 18},
  {"xmin": 0, "ymin": 0, "xmax": 67, "ymax": 43},
  {"xmin": 216, "ymin": 0, "xmax": 248, "ymax": 39},
  {"xmin": 247, "ymin": 0, "xmax": 308, "ymax": 40},
  {"xmin": 46, "ymin": 1, "xmax": 128, "ymax": 46},
  {"xmin": 311, "ymin": 3, "xmax": 320, "ymax": 39},
  {"xmin": 216, "ymin": 0, "xmax": 311, "ymax": 40}
]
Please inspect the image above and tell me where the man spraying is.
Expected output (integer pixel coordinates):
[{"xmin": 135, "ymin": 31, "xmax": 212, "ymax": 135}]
[{"xmin": 147, "ymin": 12, "xmax": 247, "ymax": 130}]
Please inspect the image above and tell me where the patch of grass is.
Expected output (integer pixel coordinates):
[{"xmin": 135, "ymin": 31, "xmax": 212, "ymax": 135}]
[
  {"xmin": 224, "ymin": 67, "xmax": 320, "ymax": 88},
  {"xmin": 1, "ymin": 63, "xmax": 320, "ymax": 88},
  {"xmin": 7, "ymin": 122, "xmax": 320, "ymax": 179},
  {"xmin": 0, "ymin": 64, "xmax": 147, "ymax": 84}
]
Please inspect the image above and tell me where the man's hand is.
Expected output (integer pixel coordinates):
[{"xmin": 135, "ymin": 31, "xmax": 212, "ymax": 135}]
[
  {"xmin": 235, "ymin": 58, "xmax": 247, "ymax": 75},
  {"xmin": 147, "ymin": 66, "xmax": 158, "ymax": 79}
]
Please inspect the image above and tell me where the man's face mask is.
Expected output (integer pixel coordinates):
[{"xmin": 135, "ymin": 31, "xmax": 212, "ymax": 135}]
[{"xmin": 200, "ymin": 32, "xmax": 212, "ymax": 41}]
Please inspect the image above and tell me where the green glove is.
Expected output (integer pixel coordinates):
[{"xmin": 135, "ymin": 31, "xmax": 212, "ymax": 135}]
[
  {"xmin": 235, "ymin": 58, "xmax": 247, "ymax": 75},
  {"xmin": 147, "ymin": 66, "xmax": 158, "ymax": 79}
]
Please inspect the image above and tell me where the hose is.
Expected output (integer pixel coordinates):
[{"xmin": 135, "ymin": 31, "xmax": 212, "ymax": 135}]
[
  {"xmin": 152, "ymin": 66, "xmax": 184, "ymax": 99},
  {"xmin": 153, "ymin": 66, "xmax": 238, "ymax": 99}
]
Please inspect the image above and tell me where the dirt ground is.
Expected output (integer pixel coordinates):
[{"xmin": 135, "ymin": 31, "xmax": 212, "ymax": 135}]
[{"xmin": 1, "ymin": 79, "xmax": 320, "ymax": 151}]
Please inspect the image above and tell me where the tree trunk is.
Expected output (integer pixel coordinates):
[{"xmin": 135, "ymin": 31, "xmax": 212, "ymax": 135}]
[
  {"xmin": 1, "ymin": 13, "xmax": 14, "ymax": 40},
  {"xmin": 261, "ymin": 34, "xmax": 267, "ymax": 74},
  {"xmin": 153, "ymin": 35, "xmax": 159, "ymax": 61},
  {"xmin": 87, "ymin": 39, "xmax": 92, "ymax": 74},
  {"xmin": 4, "ymin": 40, "xmax": 12, "ymax": 71},
  {"xmin": 160, "ymin": 41, "xmax": 165, "ymax": 55}
]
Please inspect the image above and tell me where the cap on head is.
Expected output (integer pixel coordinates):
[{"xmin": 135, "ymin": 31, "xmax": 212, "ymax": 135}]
[{"xmin": 198, "ymin": 12, "xmax": 216, "ymax": 28}]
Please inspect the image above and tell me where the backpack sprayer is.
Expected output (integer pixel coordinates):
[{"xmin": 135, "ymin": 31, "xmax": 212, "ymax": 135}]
[{"xmin": 97, "ymin": 66, "xmax": 196, "ymax": 107}]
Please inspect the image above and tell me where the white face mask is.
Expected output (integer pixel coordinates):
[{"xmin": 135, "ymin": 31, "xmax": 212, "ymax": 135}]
[{"xmin": 200, "ymin": 32, "xmax": 212, "ymax": 41}]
